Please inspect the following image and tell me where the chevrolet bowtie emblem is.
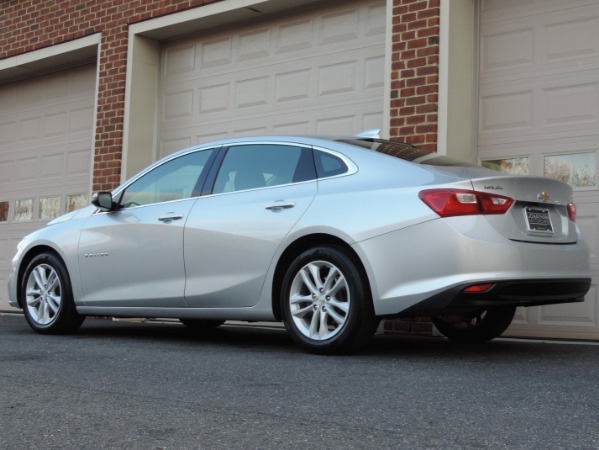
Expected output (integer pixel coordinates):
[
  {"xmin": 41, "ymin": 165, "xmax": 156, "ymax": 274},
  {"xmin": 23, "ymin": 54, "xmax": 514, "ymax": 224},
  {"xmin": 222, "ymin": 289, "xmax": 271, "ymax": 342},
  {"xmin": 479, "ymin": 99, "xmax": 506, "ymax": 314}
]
[{"xmin": 537, "ymin": 192, "xmax": 551, "ymax": 202}]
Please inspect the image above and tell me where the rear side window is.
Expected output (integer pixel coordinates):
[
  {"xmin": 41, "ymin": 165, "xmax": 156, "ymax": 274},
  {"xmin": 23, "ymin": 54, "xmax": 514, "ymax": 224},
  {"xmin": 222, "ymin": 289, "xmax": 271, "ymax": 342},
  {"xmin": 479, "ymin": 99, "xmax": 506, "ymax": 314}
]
[
  {"xmin": 314, "ymin": 151, "xmax": 348, "ymax": 178},
  {"xmin": 213, "ymin": 144, "xmax": 316, "ymax": 194}
]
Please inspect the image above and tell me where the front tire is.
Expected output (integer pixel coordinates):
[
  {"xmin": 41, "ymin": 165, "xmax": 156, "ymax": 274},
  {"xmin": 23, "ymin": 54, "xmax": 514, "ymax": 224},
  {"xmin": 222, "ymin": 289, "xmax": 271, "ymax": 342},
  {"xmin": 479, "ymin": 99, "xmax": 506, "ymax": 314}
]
[
  {"xmin": 281, "ymin": 246, "xmax": 378, "ymax": 354},
  {"xmin": 432, "ymin": 307, "xmax": 516, "ymax": 344},
  {"xmin": 21, "ymin": 253, "xmax": 84, "ymax": 334}
]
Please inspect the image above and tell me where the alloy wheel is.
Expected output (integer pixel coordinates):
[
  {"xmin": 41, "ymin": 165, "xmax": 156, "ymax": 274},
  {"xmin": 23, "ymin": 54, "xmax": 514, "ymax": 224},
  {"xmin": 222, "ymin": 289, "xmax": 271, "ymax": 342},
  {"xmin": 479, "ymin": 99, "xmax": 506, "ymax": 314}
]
[
  {"xmin": 288, "ymin": 260, "xmax": 350, "ymax": 341},
  {"xmin": 25, "ymin": 263, "xmax": 62, "ymax": 326}
]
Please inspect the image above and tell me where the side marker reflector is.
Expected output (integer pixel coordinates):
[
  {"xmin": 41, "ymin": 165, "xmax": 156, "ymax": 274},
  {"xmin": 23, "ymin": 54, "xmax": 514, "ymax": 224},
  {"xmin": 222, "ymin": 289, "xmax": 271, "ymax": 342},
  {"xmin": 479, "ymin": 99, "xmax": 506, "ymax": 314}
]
[{"xmin": 463, "ymin": 283, "xmax": 495, "ymax": 293}]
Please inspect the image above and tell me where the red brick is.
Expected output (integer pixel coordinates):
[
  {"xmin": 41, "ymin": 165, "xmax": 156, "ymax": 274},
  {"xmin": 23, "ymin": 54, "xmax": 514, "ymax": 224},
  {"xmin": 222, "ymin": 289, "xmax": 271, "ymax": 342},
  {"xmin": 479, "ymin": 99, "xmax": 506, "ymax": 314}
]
[
  {"xmin": 407, "ymin": 57, "xmax": 427, "ymax": 68},
  {"xmin": 407, "ymin": 37, "xmax": 428, "ymax": 49},
  {"xmin": 406, "ymin": 96, "xmax": 425, "ymax": 106},
  {"xmin": 406, "ymin": 115, "xmax": 426, "ymax": 125}
]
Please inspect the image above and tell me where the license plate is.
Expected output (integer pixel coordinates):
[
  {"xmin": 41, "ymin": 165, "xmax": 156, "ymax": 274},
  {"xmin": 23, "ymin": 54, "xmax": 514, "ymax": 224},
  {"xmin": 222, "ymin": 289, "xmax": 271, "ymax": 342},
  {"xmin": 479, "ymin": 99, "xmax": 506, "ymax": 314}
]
[{"xmin": 524, "ymin": 207, "xmax": 553, "ymax": 233}]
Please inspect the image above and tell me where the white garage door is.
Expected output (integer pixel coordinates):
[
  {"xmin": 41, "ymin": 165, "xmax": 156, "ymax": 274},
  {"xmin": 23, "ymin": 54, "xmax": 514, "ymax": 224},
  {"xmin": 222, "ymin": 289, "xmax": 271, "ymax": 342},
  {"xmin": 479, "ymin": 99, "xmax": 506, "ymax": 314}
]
[
  {"xmin": 0, "ymin": 65, "xmax": 95, "ymax": 310},
  {"xmin": 159, "ymin": 0, "xmax": 386, "ymax": 158},
  {"xmin": 478, "ymin": 0, "xmax": 599, "ymax": 339}
]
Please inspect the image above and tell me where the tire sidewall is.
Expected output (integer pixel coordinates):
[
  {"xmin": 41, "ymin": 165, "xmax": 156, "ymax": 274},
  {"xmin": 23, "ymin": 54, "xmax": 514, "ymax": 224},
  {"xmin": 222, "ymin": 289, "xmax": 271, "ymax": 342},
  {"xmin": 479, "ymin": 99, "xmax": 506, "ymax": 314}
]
[{"xmin": 281, "ymin": 246, "xmax": 372, "ymax": 354}]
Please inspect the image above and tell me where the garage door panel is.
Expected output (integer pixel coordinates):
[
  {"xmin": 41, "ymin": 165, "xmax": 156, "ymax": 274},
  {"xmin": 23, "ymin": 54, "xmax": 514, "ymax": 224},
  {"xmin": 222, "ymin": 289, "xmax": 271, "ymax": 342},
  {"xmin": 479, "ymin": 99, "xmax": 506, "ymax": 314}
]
[
  {"xmin": 479, "ymin": 89, "xmax": 533, "ymax": 136},
  {"xmin": 480, "ymin": 27, "xmax": 534, "ymax": 75},
  {"xmin": 159, "ymin": 0, "xmax": 385, "ymax": 159},
  {"xmin": 0, "ymin": 64, "xmax": 95, "ymax": 310},
  {"xmin": 481, "ymin": 3, "xmax": 599, "ymax": 83},
  {"xmin": 543, "ymin": 15, "xmax": 599, "ymax": 63},
  {"xmin": 162, "ymin": 48, "xmax": 384, "ymax": 124},
  {"xmin": 481, "ymin": 0, "xmax": 599, "ymax": 24},
  {"xmin": 159, "ymin": 98, "xmax": 384, "ymax": 150},
  {"xmin": 542, "ymin": 80, "xmax": 599, "ymax": 128},
  {"xmin": 479, "ymin": 73, "xmax": 599, "ymax": 146},
  {"xmin": 161, "ymin": 4, "xmax": 384, "ymax": 79},
  {"xmin": 538, "ymin": 292, "xmax": 597, "ymax": 327},
  {"xmin": 507, "ymin": 280, "xmax": 598, "ymax": 339}
]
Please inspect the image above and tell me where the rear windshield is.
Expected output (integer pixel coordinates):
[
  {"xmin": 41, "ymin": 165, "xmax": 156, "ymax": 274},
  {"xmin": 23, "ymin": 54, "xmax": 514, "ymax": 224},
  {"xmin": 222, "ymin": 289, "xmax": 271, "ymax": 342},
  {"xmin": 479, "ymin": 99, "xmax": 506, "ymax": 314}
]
[{"xmin": 337, "ymin": 138, "xmax": 471, "ymax": 167}]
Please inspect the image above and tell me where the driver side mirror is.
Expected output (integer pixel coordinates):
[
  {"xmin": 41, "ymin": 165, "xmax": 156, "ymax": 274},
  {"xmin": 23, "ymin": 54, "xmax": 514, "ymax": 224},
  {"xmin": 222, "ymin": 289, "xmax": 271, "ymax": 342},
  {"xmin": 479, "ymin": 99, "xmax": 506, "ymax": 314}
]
[{"xmin": 91, "ymin": 191, "xmax": 115, "ymax": 211}]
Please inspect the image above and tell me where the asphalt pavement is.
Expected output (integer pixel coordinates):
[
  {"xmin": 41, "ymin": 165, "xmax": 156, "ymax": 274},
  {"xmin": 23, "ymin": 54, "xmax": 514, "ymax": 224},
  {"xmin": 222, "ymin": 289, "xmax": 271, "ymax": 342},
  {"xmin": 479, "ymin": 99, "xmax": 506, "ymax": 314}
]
[{"xmin": 1, "ymin": 313, "xmax": 598, "ymax": 450}]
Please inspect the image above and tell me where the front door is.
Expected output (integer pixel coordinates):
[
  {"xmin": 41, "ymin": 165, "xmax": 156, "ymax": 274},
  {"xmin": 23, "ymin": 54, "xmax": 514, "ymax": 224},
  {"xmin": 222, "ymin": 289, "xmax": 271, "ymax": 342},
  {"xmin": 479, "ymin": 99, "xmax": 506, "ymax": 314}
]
[{"xmin": 78, "ymin": 148, "xmax": 215, "ymax": 307}]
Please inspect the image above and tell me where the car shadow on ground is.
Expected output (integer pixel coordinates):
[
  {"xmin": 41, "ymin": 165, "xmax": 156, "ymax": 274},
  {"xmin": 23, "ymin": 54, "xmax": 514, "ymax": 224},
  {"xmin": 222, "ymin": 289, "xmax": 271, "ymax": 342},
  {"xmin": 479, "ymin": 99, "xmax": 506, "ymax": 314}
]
[{"xmin": 56, "ymin": 316, "xmax": 597, "ymax": 362}]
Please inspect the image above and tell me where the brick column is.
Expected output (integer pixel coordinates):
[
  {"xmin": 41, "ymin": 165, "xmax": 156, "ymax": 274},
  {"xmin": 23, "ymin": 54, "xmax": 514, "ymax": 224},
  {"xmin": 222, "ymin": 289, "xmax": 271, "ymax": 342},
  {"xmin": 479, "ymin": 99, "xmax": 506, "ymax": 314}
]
[
  {"xmin": 93, "ymin": 25, "xmax": 127, "ymax": 191},
  {"xmin": 389, "ymin": 0, "xmax": 440, "ymax": 152}
]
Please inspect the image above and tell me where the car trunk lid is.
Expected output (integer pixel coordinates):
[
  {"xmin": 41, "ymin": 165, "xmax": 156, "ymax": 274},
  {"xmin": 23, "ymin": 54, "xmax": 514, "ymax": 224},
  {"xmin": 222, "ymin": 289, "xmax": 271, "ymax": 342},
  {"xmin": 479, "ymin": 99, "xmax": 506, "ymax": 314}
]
[{"xmin": 471, "ymin": 175, "xmax": 577, "ymax": 244}]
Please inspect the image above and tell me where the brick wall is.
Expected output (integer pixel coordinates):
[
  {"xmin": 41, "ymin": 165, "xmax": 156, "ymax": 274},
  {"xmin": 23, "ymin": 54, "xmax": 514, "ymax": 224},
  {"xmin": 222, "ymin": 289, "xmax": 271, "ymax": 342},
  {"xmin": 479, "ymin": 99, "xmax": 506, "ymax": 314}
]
[
  {"xmin": 0, "ymin": 0, "xmax": 222, "ymax": 191},
  {"xmin": 1, "ymin": 0, "xmax": 441, "ymax": 190}
]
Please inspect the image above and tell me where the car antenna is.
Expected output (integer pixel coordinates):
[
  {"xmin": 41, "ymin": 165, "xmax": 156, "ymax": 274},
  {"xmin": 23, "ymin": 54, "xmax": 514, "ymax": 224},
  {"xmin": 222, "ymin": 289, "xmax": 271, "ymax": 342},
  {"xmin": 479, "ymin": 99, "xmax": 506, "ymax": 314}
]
[{"xmin": 355, "ymin": 129, "xmax": 380, "ymax": 139}]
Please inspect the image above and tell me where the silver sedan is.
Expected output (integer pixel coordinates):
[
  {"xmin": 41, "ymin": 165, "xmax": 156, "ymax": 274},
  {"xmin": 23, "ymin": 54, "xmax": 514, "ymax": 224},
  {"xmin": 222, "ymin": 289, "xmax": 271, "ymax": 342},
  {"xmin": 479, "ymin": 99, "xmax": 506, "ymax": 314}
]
[{"xmin": 7, "ymin": 134, "xmax": 591, "ymax": 354}]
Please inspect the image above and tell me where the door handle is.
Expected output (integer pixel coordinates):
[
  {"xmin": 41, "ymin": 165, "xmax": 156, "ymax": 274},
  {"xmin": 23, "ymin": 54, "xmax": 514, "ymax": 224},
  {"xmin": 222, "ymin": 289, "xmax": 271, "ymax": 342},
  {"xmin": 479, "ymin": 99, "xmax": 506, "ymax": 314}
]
[
  {"xmin": 265, "ymin": 201, "xmax": 296, "ymax": 212},
  {"xmin": 158, "ymin": 213, "xmax": 184, "ymax": 222}
]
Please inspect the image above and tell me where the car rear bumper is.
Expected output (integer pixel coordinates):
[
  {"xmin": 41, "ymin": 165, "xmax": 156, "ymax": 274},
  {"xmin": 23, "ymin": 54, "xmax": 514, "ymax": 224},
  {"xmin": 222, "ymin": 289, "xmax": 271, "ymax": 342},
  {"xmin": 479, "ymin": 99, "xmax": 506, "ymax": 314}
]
[
  {"xmin": 354, "ymin": 216, "xmax": 591, "ymax": 317},
  {"xmin": 397, "ymin": 278, "xmax": 591, "ymax": 316}
]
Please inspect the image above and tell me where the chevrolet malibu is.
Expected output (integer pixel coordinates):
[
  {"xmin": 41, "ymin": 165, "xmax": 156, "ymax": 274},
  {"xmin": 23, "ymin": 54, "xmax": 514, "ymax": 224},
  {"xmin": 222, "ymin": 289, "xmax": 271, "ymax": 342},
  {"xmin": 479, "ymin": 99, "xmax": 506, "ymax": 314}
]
[{"xmin": 7, "ymin": 134, "xmax": 591, "ymax": 354}]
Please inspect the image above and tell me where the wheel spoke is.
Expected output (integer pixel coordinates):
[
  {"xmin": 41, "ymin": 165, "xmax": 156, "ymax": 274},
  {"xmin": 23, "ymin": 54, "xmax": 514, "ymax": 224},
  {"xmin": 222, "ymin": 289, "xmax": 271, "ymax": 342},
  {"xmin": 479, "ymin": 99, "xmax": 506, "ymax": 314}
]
[
  {"xmin": 308, "ymin": 263, "xmax": 323, "ymax": 288},
  {"xmin": 290, "ymin": 292, "xmax": 312, "ymax": 305},
  {"xmin": 308, "ymin": 307, "xmax": 320, "ymax": 338},
  {"xmin": 292, "ymin": 304, "xmax": 314, "ymax": 319},
  {"xmin": 327, "ymin": 277, "xmax": 345, "ymax": 298},
  {"xmin": 46, "ymin": 271, "xmax": 59, "ymax": 292},
  {"xmin": 32, "ymin": 267, "xmax": 47, "ymax": 290},
  {"xmin": 322, "ymin": 267, "xmax": 340, "ymax": 292},
  {"xmin": 300, "ymin": 266, "xmax": 319, "ymax": 295},
  {"xmin": 38, "ymin": 300, "xmax": 49, "ymax": 323},
  {"xmin": 329, "ymin": 298, "xmax": 349, "ymax": 314},
  {"xmin": 327, "ymin": 306, "xmax": 345, "ymax": 325},
  {"xmin": 26, "ymin": 288, "xmax": 41, "ymax": 298},
  {"xmin": 319, "ymin": 309, "xmax": 329, "ymax": 339},
  {"xmin": 46, "ymin": 295, "xmax": 60, "ymax": 314}
]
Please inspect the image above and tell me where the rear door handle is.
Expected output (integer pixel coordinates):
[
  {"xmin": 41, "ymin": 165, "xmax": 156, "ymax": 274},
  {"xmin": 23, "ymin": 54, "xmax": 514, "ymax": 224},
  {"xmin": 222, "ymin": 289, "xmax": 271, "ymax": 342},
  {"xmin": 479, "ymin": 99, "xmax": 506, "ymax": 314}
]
[
  {"xmin": 265, "ymin": 201, "xmax": 296, "ymax": 212},
  {"xmin": 158, "ymin": 213, "xmax": 184, "ymax": 222}
]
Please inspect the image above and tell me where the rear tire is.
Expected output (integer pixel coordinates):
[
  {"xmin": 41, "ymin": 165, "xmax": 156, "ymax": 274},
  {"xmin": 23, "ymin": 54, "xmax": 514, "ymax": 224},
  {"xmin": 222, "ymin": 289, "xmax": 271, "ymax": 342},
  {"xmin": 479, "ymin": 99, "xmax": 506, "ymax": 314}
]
[
  {"xmin": 281, "ymin": 246, "xmax": 378, "ymax": 354},
  {"xmin": 432, "ymin": 307, "xmax": 516, "ymax": 344},
  {"xmin": 21, "ymin": 253, "xmax": 84, "ymax": 334}
]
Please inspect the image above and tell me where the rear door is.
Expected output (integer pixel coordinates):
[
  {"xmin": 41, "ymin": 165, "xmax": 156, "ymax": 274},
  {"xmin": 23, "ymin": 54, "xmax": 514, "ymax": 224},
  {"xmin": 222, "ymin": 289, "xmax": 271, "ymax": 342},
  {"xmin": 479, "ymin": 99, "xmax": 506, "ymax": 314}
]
[{"xmin": 184, "ymin": 143, "xmax": 318, "ymax": 308}]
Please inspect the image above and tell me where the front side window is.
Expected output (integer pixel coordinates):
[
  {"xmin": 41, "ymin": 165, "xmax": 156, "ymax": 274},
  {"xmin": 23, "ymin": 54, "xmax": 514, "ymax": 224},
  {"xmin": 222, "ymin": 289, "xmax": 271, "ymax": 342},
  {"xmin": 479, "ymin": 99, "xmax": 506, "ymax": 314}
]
[
  {"xmin": 120, "ymin": 149, "xmax": 214, "ymax": 208},
  {"xmin": 213, "ymin": 144, "xmax": 315, "ymax": 194}
]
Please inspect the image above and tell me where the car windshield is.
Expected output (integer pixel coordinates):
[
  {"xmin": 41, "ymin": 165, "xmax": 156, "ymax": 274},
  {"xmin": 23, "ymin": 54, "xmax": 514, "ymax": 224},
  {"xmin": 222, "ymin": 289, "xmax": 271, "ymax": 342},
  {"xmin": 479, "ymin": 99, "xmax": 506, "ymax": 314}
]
[{"xmin": 337, "ymin": 138, "xmax": 472, "ymax": 167}]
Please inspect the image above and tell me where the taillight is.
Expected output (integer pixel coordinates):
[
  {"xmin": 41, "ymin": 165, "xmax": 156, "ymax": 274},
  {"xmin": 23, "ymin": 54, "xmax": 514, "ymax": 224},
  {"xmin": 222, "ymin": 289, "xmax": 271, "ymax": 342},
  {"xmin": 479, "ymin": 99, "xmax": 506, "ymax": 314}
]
[
  {"xmin": 567, "ymin": 203, "xmax": 576, "ymax": 222},
  {"xmin": 419, "ymin": 189, "xmax": 513, "ymax": 217}
]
